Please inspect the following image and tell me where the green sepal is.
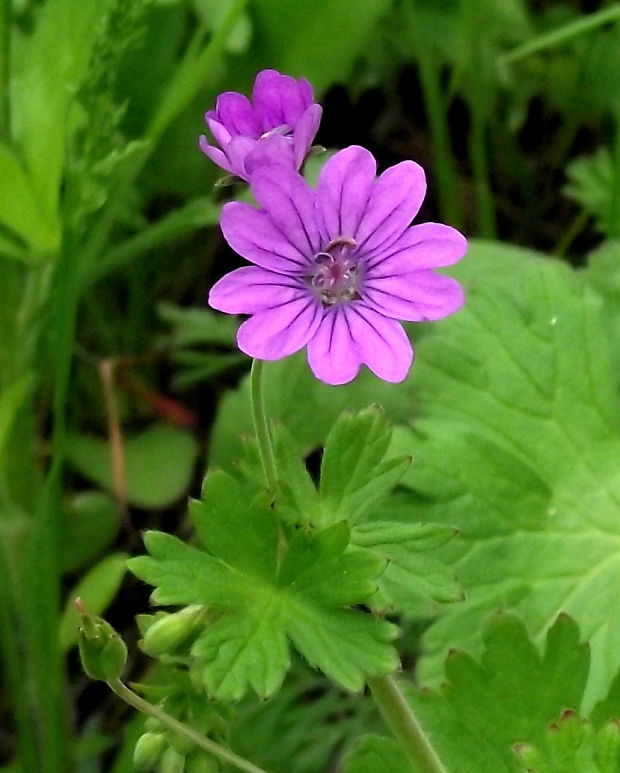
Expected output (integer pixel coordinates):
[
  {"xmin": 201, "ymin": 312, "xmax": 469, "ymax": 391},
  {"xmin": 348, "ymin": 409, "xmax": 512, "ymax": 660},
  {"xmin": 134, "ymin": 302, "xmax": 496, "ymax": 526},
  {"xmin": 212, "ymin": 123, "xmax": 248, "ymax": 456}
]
[{"xmin": 77, "ymin": 603, "xmax": 127, "ymax": 682}]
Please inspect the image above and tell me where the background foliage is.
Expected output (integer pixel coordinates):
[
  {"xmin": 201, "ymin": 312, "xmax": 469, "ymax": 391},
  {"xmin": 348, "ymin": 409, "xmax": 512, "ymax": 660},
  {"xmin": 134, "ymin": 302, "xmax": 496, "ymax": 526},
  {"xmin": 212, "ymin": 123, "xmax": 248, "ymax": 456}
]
[{"xmin": 2, "ymin": 0, "xmax": 620, "ymax": 771}]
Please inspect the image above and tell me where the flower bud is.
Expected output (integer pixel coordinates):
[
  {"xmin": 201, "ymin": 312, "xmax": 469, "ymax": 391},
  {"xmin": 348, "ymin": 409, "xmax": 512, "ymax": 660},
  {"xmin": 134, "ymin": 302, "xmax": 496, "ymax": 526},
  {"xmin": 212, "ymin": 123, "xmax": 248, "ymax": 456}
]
[
  {"xmin": 160, "ymin": 746, "xmax": 186, "ymax": 773},
  {"xmin": 185, "ymin": 751, "xmax": 219, "ymax": 773},
  {"xmin": 133, "ymin": 732, "xmax": 166, "ymax": 771},
  {"xmin": 141, "ymin": 605, "xmax": 203, "ymax": 657},
  {"xmin": 76, "ymin": 598, "xmax": 127, "ymax": 682}
]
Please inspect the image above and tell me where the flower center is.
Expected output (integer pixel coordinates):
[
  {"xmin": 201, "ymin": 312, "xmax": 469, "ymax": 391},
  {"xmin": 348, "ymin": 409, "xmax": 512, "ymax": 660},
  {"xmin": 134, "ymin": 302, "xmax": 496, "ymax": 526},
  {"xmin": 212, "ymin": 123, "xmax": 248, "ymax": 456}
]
[{"xmin": 307, "ymin": 236, "xmax": 360, "ymax": 306}]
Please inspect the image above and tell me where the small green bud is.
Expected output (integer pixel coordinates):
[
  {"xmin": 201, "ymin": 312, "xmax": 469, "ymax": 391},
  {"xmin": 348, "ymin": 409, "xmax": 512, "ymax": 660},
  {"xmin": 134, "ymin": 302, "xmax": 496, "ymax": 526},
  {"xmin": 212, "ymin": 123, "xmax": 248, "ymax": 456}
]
[
  {"xmin": 185, "ymin": 751, "xmax": 219, "ymax": 773},
  {"xmin": 141, "ymin": 606, "xmax": 204, "ymax": 657},
  {"xmin": 133, "ymin": 732, "xmax": 166, "ymax": 771},
  {"xmin": 160, "ymin": 746, "xmax": 186, "ymax": 773},
  {"xmin": 76, "ymin": 598, "xmax": 127, "ymax": 682}
]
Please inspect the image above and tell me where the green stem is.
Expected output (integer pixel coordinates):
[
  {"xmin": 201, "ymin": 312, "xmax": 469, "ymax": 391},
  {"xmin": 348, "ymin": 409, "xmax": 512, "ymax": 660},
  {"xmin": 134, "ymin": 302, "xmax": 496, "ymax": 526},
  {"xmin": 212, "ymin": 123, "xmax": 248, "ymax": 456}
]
[
  {"xmin": 23, "ymin": 229, "xmax": 82, "ymax": 772},
  {"xmin": 553, "ymin": 208, "xmax": 590, "ymax": 257},
  {"xmin": 250, "ymin": 359, "xmax": 278, "ymax": 490},
  {"xmin": 469, "ymin": 99, "xmax": 496, "ymax": 238},
  {"xmin": 367, "ymin": 675, "xmax": 448, "ymax": 773},
  {"xmin": 108, "ymin": 679, "xmax": 271, "ymax": 773},
  {"xmin": 406, "ymin": 0, "xmax": 463, "ymax": 228},
  {"xmin": 502, "ymin": 5, "xmax": 620, "ymax": 65},
  {"xmin": 0, "ymin": 0, "xmax": 10, "ymax": 139}
]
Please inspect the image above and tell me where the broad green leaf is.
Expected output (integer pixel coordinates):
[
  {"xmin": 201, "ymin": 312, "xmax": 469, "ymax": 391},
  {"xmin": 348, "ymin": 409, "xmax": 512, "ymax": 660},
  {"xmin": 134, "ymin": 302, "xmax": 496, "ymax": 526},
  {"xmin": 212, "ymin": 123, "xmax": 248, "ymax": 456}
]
[
  {"xmin": 130, "ymin": 512, "xmax": 398, "ymax": 699},
  {"xmin": 192, "ymin": 600, "xmax": 290, "ymax": 699},
  {"xmin": 406, "ymin": 614, "xmax": 594, "ymax": 772},
  {"xmin": 318, "ymin": 407, "xmax": 411, "ymax": 527},
  {"xmin": 252, "ymin": 0, "xmax": 392, "ymax": 92},
  {"xmin": 61, "ymin": 491, "xmax": 121, "ymax": 573},
  {"xmin": 343, "ymin": 735, "xmax": 407, "ymax": 773},
  {"xmin": 59, "ymin": 552, "xmax": 128, "ymax": 651},
  {"xmin": 190, "ymin": 472, "xmax": 278, "ymax": 581},
  {"xmin": 11, "ymin": 0, "xmax": 111, "ymax": 223},
  {"xmin": 65, "ymin": 423, "xmax": 199, "ymax": 509},
  {"xmin": 514, "ymin": 712, "xmax": 620, "ymax": 773},
  {"xmin": 0, "ymin": 144, "xmax": 58, "ymax": 255},
  {"xmin": 351, "ymin": 522, "xmax": 462, "ymax": 616},
  {"xmin": 389, "ymin": 247, "xmax": 620, "ymax": 707},
  {"xmin": 0, "ymin": 373, "xmax": 35, "ymax": 480}
]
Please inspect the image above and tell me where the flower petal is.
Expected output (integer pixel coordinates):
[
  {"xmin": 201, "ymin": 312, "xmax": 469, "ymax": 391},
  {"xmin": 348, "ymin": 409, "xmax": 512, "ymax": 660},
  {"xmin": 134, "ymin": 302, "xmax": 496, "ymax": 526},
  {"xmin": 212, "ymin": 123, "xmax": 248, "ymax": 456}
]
[
  {"xmin": 366, "ymin": 222, "xmax": 468, "ymax": 274},
  {"xmin": 252, "ymin": 70, "xmax": 312, "ymax": 130},
  {"xmin": 208, "ymin": 266, "xmax": 306, "ymax": 314},
  {"xmin": 199, "ymin": 135, "xmax": 234, "ymax": 175},
  {"xmin": 316, "ymin": 146, "xmax": 376, "ymax": 243},
  {"xmin": 249, "ymin": 166, "xmax": 320, "ymax": 257},
  {"xmin": 244, "ymin": 134, "xmax": 296, "ymax": 176},
  {"xmin": 355, "ymin": 161, "xmax": 426, "ymax": 255},
  {"xmin": 306, "ymin": 308, "xmax": 362, "ymax": 385},
  {"xmin": 347, "ymin": 304, "xmax": 413, "ymax": 382},
  {"xmin": 363, "ymin": 271, "xmax": 465, "ymax": 322},
  {"xmin": 205, "ymin": 114, "xmax": 232, "ymax": 148},
  {"xmin": 237, "ymin": 296, "xmax": 323, "ymax": 360},
  {"xmin": 225, "ymin": 136, "xmax": 259, "ymax": 180},
  {"xmin": 221, "ymin": 202, "xmax": 311, "ymax": 273},
  {"xmin": 293, "ymin": 104, "xmax": 323, "ymax": 168},
  {"xmin": 215, "ymin": 92, "xmax": 261, "ymax": 137}
]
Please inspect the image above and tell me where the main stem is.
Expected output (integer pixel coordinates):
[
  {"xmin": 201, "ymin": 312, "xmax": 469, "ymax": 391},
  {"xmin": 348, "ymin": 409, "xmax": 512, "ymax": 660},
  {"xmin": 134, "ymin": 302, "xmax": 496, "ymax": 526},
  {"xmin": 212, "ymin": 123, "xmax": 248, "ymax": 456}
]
[
  {"xmin": 108, "ymin": 680, "xmax": 270, "ymax": 773},
  {"xmin": 367, "ymin": 676, "xmax": 448, "ymax": 773},
  {"xmin": 250, "ymin": 359, "xmax": 278, "ymax": 490}
]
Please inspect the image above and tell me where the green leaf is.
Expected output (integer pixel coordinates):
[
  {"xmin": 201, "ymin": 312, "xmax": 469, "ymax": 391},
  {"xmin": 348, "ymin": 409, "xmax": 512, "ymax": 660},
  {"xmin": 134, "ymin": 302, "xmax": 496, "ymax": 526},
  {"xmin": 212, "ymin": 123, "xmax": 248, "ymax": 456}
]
[
  {"xmin": 61, "ymin": 491, "xmax": 121, "ymax": 572},
  {"xmin": 406, "ymin": 613, "xmax": 592, "ymax": 772},
  {"xmin": 564, "ymin": 147, "xmax": 616, "ymax": 236},
  {"xmin": 130, "ymin": 510, "xmax": 398, "ymax": 699},
  {"xmin": 252, "ymin": 0, "xmax": 392, "ymax": 92},
  {"xmin": 390, "ymin": 246, "xmax": 620, "ymax": 707},
  {"xmin": 11, "ymin": 0, "xmax": 112, "ymax": 223},
  {"xmin": 318, "ymin": 406, "xmax": 411, "ymax": 527},
  {"xmin": 65, "ymin": 423, "xmax": 199, "ymax": 509},
  {"xmin": 0, "ymin": 144, "xmax": 58, "ymax": 255},
  {"xmin": 514, "ymin": 712, "xmax": 620, "ymax": 773},
  {"xmin": 59, "ymin": 552, "xmax": 128, "ymax": 651},
  {"xmin": 343, "ymin": 735, "xmax": 407, "ymax": 773},
  {"xmin": 190, "ymin": 472, "xmax": 278, "ymax": 581},
  {"xmin": 351, "ymin": 522, "xmax": 462, "ymax": 616}
]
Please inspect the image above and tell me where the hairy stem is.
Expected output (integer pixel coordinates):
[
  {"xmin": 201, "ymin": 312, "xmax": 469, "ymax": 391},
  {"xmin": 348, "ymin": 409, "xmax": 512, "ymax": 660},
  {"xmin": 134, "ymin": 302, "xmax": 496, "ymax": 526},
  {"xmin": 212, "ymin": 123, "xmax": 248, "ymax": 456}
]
[
  {"xmin": 108, "ymin": 679, "xmax": 271, "ymax": 773},
  {"xmin": 367, "ymin": 675, "xmax": 448, "ymax": 773},
  {"xmin": 250, "ymin": 359, "xmax": 278, "ymax": 490}
]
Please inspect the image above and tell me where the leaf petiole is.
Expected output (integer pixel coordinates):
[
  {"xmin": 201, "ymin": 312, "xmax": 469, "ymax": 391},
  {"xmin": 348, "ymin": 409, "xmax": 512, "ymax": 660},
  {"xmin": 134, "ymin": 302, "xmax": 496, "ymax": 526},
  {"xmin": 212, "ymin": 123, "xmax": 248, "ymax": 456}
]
[{"xmin": 368, "ymin": 675, "xmax": 449, "ymax": 773}]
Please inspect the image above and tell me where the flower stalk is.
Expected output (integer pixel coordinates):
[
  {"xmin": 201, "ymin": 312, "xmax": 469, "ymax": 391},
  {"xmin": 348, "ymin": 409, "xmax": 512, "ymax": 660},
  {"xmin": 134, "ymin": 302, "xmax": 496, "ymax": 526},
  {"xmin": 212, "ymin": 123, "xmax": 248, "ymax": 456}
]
[
  {"xmin": 367, "ymin": 675, "xmax": 448, "ymax": 773},
  {"xmin": 250, "ymin": 359, "xmax": 278, "ymax": 490},
  {"xmin": 108, "ymin": 679, "xmax": 271, "ymax": 773}
]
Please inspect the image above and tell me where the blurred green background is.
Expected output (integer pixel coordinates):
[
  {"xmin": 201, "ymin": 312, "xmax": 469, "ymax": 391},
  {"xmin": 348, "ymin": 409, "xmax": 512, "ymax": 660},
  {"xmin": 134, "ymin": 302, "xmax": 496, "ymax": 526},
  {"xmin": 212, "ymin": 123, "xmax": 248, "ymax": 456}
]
[{"xmin": 1, "ymin": 0, "xmax": 620, "ymax": 771}]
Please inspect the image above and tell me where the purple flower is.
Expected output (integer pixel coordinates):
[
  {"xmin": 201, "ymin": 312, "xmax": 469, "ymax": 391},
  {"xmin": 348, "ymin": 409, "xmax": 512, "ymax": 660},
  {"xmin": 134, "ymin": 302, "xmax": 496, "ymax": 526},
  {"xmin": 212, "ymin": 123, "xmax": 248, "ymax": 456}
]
[
  {"xmin": 199, "ymin": 69, "xmax": 322, "ymax": 182},
  {"xmin": 208, "ymin": 146, "xmax": 467, "ymax": 385}
]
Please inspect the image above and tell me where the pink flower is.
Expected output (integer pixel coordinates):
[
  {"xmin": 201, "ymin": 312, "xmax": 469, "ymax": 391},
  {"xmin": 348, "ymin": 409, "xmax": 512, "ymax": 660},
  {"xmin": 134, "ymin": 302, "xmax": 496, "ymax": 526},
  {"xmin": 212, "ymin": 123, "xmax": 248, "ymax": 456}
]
[
  {"xmin": 199, "ymin": 70, "xmax": 322, "ymax": 181},
  {"xmin": 208, "ymin": 146, "xmax": 467, "ymax": 385}
]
